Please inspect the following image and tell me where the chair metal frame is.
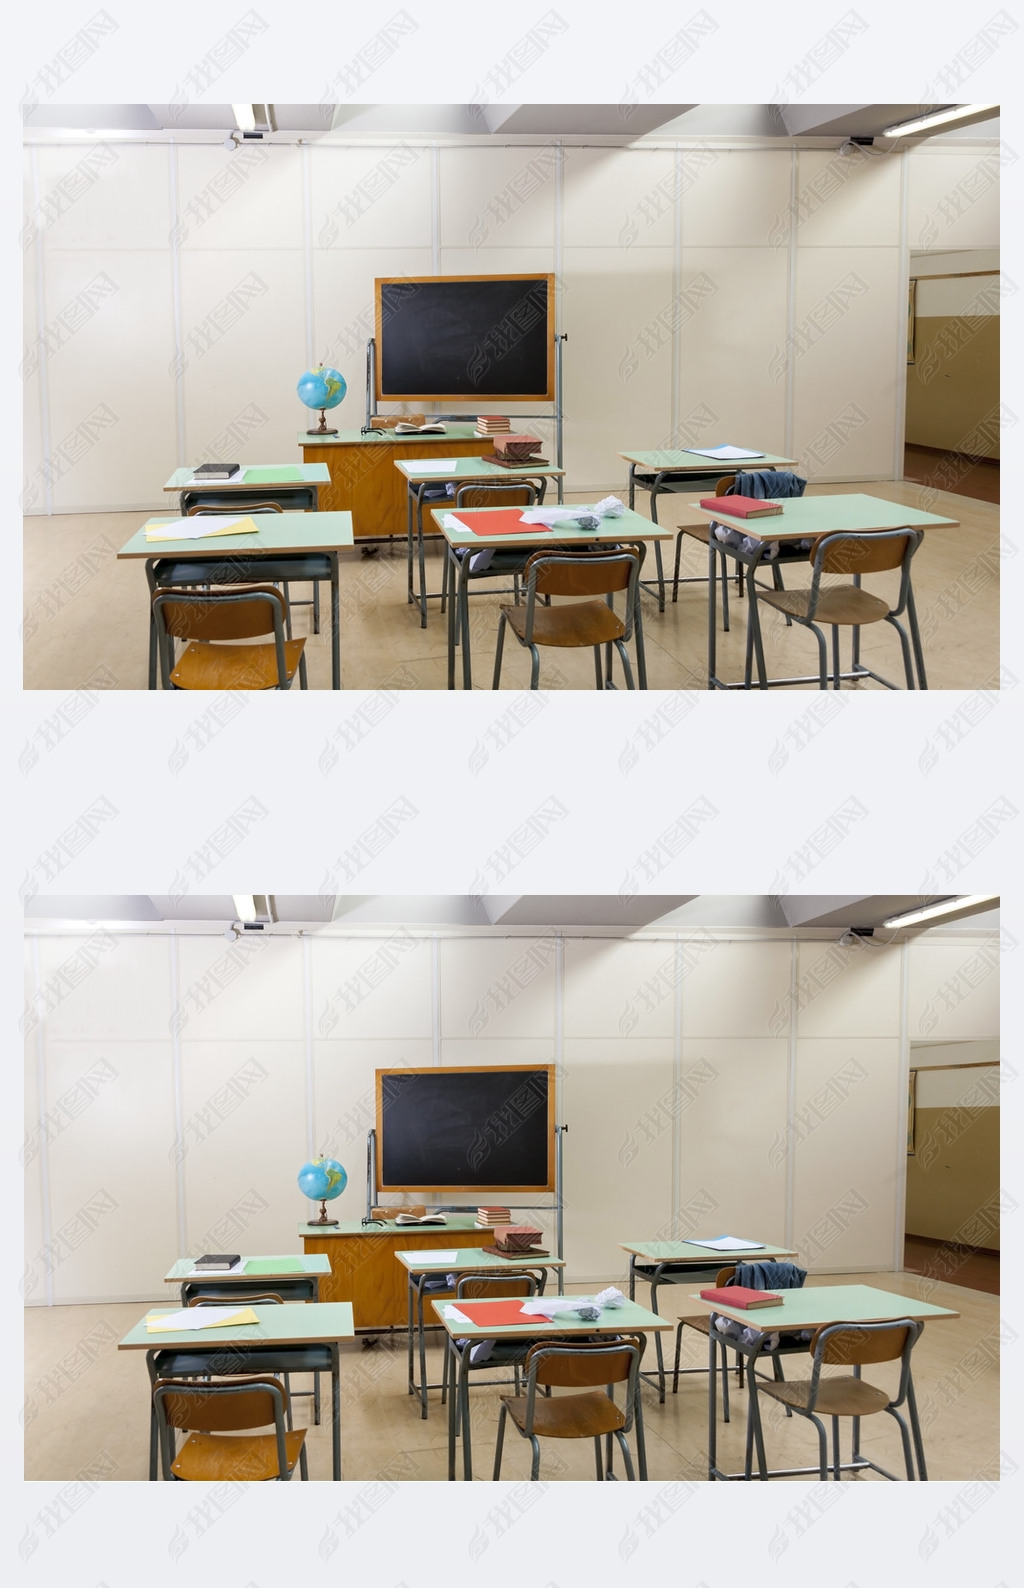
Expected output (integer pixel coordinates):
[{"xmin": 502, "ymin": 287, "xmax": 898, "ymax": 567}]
[
  {"xmin": 151, "ymin": 584, "xmax": 307, "ymax": 691},
  {"xmin": 181, "ymin": 490, "xmax": 322, "ymax": 632},
  {"xmin": 442, "ymin": 481, "xmax": 542, "ymax": 654},
  {"xmin": 744, "ymin": 1318, "xmax": 926, "ymax": 1481},
  {"xmin": 492, "ymin": 545, "xmax": 645, "ymax": 690},
  {"xmin": 492, "ymin": 1337, "xmax": 643, "ymax": 1482},
  {"xmin": 440, "ymin": 1272, "xmax": 544, "ymax": 1442},
  {"xmin": 743, "ymin": 527, "xmax": 926, "ymax": 690},
  {"xmin": 153, "ymin": 1373, "xmax": 307, "ymax": 1481}
]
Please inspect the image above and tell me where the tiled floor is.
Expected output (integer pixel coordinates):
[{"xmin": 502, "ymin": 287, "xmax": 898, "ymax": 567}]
[
  {"xmin": 25, "ymin": 1269, "xmax": 997, "ymax": 1482},
  {"xmin": 23, "ymin": 479, "xmax": 999, "ymax": 690}
]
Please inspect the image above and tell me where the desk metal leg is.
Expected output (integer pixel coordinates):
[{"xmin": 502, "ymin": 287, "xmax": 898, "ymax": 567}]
[
  {"xmin": 447, "ymin": 548, "xmax": 458, "ymax": 690},
  {"xmin": 461, "ymin": 1346, "xmax": 473, "ymax": 1480},
  {"xmin": 460, "ymin": 562, "xmax": 473, "ymax": 690},
  {"xmin": 707, "ymin": 539, "xmax": 717, "ymax": 687},
  {"xmin": 406, "ymin": 487, "xmax": 415, "ymax": 607},
  {"xmin": 447, "ymin": 1337, "xmax": 458, "ymax": 1479},
  {"xmin": 331, "ymin": 1343, "xmax": 341, "ymax": 1479},
  {"xmin": 417, "ymin": 1284, "xmax": 431, "ymax": 1419},
  {"xmin": 633, "ymin": 1331, "xmax": 650, "ymax": 1479},
  {"xmin": 416, "ymin": 487, "xmax": 429, "ymax": 628},
  {"xmin": 329, "ymin": 554, "xmax": 340, "ymax": 690},
  {"xmin": 406, "ymin": 1278, "xmax": 416, "ymax": 1397},
  {"xmin": 707, "ymin": 1329, "xmax": 717, "ymax": 1478}
]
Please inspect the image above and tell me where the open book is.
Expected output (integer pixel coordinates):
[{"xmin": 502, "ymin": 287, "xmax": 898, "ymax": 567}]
[
  {"xmin": 394, "ymin": 421, "xmax": 447, "ymax": 435},
  {"xmin": 394, "ymin": 1211, "xmax": 447, "ymax": 1225}
]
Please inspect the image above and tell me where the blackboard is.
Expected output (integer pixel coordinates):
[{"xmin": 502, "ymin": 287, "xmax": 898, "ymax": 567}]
[
  {"xmin": 375, "ymin": 275, "xmax": 555, "ymax": 401},
  {"xmin": 376, "ymin": 1066, "xmax": 555, "ymax": 1192}
]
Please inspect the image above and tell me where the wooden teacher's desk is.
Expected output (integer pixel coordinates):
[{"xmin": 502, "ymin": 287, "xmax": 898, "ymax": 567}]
[
  {"xmin": 298, "ymin": 425, "xmax": 490, "ymax": 539},
  {"xmin": 300, "ymin": 1217, "xmax": 493, "ymax": 1330}
]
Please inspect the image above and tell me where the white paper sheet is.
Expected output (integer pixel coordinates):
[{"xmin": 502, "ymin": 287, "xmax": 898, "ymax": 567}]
[
  {"xmin": 399, "ymin": 1250, "xmax": 459, "ymax": 1264},
  {"xmin": 143, "ymin": 516, "xmax": 253, "ymax": 541},
  {"xmin": 408, "ymin": 459, "xmax": 460, "ymax": 472},
  {"xmin": 186, "ymin": 1259, "xmax": 245, "ymax": 1276},
  {"xmin": 686, "ymin": 445, "xmax": 765, "ymax": 460},
  {"xmin": 442, "ymin": 1305, "xmax": 472, "ymax": 1324},
  {"xmin": 145, "ymin": 1306, "xmax": 253, "ymax": 1332},
  {"xmin": 687, "ymin": 1236, "xmax": 766, "ymax": 1251}
]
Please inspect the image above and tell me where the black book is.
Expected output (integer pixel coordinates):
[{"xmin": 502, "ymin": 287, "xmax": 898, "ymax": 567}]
[
  {"xmin": 193, "ymin": 1253, "xmax": 242, "ymax": 1270},
  {"xmin": 192, "ymin": 462, "xmax": 240, "ymax": 478}
]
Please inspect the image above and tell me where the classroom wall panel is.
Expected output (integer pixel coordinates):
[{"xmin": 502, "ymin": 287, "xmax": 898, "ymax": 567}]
[
  {"xmin": 312, "ymin": 1036, "xmax": 436, "ymax": 1213},
  {"xmin": 795, "ymin": 148, "xmax": 902, "ymax": 248},
  {"xmin": 23, "ymin": 994, "xmax": 47, "ymax": 1305},
  {"xmin": 905, "ymin": 147, "xmax": 1001, "ymax": 252},
  {"xmin": 906, "ymin": 936, "xmax": 1001, "ymax": 1043},
  {"xmin": 680, "ymin": 149, "xmax": 792, "ymax": 248},
  {"xmin": 175, "ymin": 934, "xmax": 306, "ymax": 1042},
  {"xmin": 676, "ymin": 1037, "xmax": 790, "ymax": 1246},
  {"xmin": 310, "ymin": 934, "xmax": 435, "ymax": 1040},
  {"xmin": 791, "ymin": 1037, "xmax": 901, "ymax": 1270},
  {"xmin": 32, "ymin": 142, "xmax": 173, "ymax": 252},
  {"xmin": 563, "ymin": 938, "xmax": 676, "ymax": 1040},
  {"xmin": 42, "ymin": 1038, "xmax": 178, "ymax": 1303},
  {"xmin": 794, "ymin": 939, "xmax": 901, "ymax": 1038},
  {"xmin": 177, "ymin": 249, "xmax": 309, "ymax": 466},
  {"xmin": 439, "ymin": 145, "xmax": 557, "ymax": 251},
  {"xmin": 677, "ymin": 245, "xmax": 790, "ymax": 453},
  {"xmin": 178, "ymin": 1037, "xmax": 308, "ymax": 1259},
  {"xmin": 175, "ymin": 144, "xmax": 305, "ymax": 252},
  {"xmin": 790, "ymin": 245, "xmax": 900, "ymax": 478},
  {"xmin": 680, "ymin": 938, "xmax": 792, "ymax": 1037},
  {"xmin": 31, "ymin": 934, "xmax": 172, "ymax": 1040},
  {"xmin": 311, "ymin": 244, "xmax": 435, "ymax": 429},
  {"xmin": 311, "ymin": 143, "xmax": 435, "ymax": 251},
  {"xmin": 562, "ymin": 146, "xmax": 677, "ymax": 249},
  {"xmin": 562, "ymin": 1037, "xmax": 675, "ymax": 1280},
  {"xmin": 439, "ymin": 937, "xmax": 557, "ymax": 1041}
]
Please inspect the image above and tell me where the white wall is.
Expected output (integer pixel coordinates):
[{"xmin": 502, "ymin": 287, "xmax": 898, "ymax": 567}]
[
  {"xmin": 22, "ymin": 922, "xmax": 1000, "ymax": 1304},
  {"xmin": 22, "ymin": 131, "xmax": 1000, "ymax": 512}
]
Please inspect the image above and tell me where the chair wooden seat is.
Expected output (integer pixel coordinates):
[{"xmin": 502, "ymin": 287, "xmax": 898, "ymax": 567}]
[
  {"xmin": 169, "ymin": 635, "xmax": 306, "ymax": 690},
  {"xmin": 501, "ymin": 1387, "xmax": 627, "ymax": 1440},
  {"xmin": 500, "ymin": 597, "xmax": 626, "ymax": 649},
  {"xmin": 757, "ymin": 585, "xmax": 890, "ymax": 625},
  {"xmin": 761, "ymin": 1375, "xmax": 891, "ymax": 1417},
  {"xmin": 170, "ymin": 1426, "xmax": 307, "ymax": 1481}
]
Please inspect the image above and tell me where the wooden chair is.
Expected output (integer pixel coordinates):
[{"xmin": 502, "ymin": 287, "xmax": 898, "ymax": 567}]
[
  {"xmin": 185, "ymin": 1292, "xmax": 316, "ymax": 1427},
  {"xmin": 182, "ymin": 495, "xmax": 322, "ymax": 633},
  {"xmin": 492, "ymin": 544, "xmax": 644, "ymax": 690},
  {"xmin": 442, "ymin": 480, "xmax": 541, "ymax": 621},
  {"xmin": 152, "ymin": 1375, "xmax": 307, "ymax": 1481},
  {"xmin": 746, "ymin": 528, "xmax": 925, "ymax": 689},
  {"xmin": 151, "ymin": 585, "xmax": 307, "ymax": 690},
  {"xmin": 493, "ymin": 1337, "xmax": 643, "ymax": 1481},
  {"xmin": 747, "ymin": 1319, "xmax": 926, "ymax": 1480},
  {"xmin": 671, "ymin": 1265, "xmax": 746, "ymax": 1421}
]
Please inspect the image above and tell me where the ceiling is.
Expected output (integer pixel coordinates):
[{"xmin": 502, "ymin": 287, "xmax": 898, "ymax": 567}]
[
  {"xmin": 21, "ymin": 104, "xmax": 1000, "ymax": 144},
  {"xmin": 22, "ymin": 894, "xmax": 999, "ymax": 936}
]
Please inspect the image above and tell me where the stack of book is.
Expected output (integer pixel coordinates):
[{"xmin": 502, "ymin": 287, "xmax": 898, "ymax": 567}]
[
  {"xmin": 492, "ymin": 1225, "xmax": 546, "ymax": 1255},
  {"xmin": 474, "ymin": 416, "xmax": 511, "ymax": 438},
  {"xmin": 475, "ymin": 1205, "xmax": 511, "ymax": 1228},
  {"xmin": 483, "ymin": 434, "xmax": 547, "ymax": 468}
]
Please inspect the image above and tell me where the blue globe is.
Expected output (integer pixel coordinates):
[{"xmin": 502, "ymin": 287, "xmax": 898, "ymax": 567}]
[
  {"xmin": 296, "ymin": 366, "xmax": 346, "ymax": 413},
  {"xmin": 297, "ymin": 1157, "xmax": 347, "ymax": 1202}
]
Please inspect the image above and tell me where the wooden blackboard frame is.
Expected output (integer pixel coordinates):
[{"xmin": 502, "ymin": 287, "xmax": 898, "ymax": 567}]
[
  {"xmin": 375, "ymin": 1064, "xmax": 557, "ymax": 1193},
  {"xmin": 374, "ymin": 274, "xmax": 556, "ymax": 403}
]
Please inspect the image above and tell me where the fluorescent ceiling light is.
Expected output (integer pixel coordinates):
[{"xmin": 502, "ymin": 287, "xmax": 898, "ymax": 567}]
[
  {"xmin": 231, "ymin": 103, "xmax": 256, "ymax": 132},
  {"xmin": 882, "ymin": 105, "xmax": 999, "ymax": 138},
  {"xmin": 881, "ymin": 895, "xmax": 999, "ymax": 929},
  {"xmin": 232, "ymin": 894, "xmax": 257, "ymax": 922}
]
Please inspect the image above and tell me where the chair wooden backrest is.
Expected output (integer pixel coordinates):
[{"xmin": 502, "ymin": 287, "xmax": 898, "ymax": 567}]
[
  {"xmin": 154, "ymin": 1375, "xmax": 289, "ymax": 1433},
  {"xmin": 187, "ymin": 1292, "xmax": 285, "ymax": 1307},
  {"xmin": 809, "ymin": 529, "xmax": 920, "ymax": 577},
  {"xmin": 810, "ymin": 1320, "xmax": 920, "ymax": 1367},
  {"xmin": 186, "ymin": 501, "xmax": 284, "ymax": 515},
  {"xmin": 525, "ymin": 1337, "xmax": 641, "ymax": 1391},
  {"xmin": 456, "ymin": 1273, "xmax": 538, "ymax": 1300},
  {"xmin": 152, "ymin": 585, "xmax": 287, "ymax": 643},
  {"xmin": 455, "ymin": 483, "xmax": 538, "ymax": 510},
  {"xmin": 522, "ymin": 547, "xmax": 640, "ymax": 600}
]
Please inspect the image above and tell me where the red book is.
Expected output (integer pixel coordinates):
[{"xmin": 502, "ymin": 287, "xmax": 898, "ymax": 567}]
[
  {"xmin": 448, "ymin": 509, "xmax": 547, "ymax": 537},
  {"xmin": 494, "ymin": 433, "xmax": 543, "ymax": 454},
  {"xmin": 699, "ymin": 495, "xmax": 783, "ymax": 519},
  {"xmin": 456, "ymin": 1301, "xmax": 552, "ymax": 1326},
  {"xmin": 700, "ymin": 1286, "xmax": 783, "ymax": 1309}
]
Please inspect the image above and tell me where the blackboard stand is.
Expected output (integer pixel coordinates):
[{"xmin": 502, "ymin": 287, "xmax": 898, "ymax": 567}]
[
  {"xmin": 363, "ymin": 1124, "xmax": 567, "ymax": 1281},
  {"xmin": 363, "ymin": 335, "xmax": 567, "ymax": 505}
]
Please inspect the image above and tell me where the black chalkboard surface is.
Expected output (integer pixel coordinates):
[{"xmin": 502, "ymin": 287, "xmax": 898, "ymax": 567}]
[
  {"xmin": 376, "ymin": 1066, "xmax": 555, "ymax": 1192},
  {"xmin": 375, "ymin": 275, "xmax": 555, "ymax": 401}
]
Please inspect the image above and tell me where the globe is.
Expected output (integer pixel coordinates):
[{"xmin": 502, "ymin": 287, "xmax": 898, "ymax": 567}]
[
  {"xmin": 297, "ymin": 365, "xmax": 346, "ymax": 436},
  {"xmin": 298, "ymin": 1156, "xmax": 347, "ymax": 1225}
]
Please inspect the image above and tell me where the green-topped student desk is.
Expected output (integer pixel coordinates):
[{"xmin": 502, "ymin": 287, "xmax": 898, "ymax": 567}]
[
  {"xmin": 690, "ymin": 1282, "xmax": 959, "ymax": 1480},
  {"xmin": 619, "ymin": 448, "xmax": 799, "ymax": 610},
  {"xmin": 164, "ymin": 1254, "xmax": 331, "ymax": 1305},
  {"xmin": 689, "ymin": 492, "xmax": 960, "ymax": 690},
  {"xmin": 620, "ymin": 1239, "xmax": 797, "ymax": 1401},
  {"xmin": 431, "ymin": 1293, "xmax": 673, "ymax": 1480},
  {"xmin": 118, "ymin": 1300, "xmax": 354, "ymax": 1480},
  {"xmin": 395, "ymin": 1247, "xmax": 566, "ymax": 1418},
  {"xmin": 299, "ymin": 425, "xmax": 490, "ymax": 538},
  {"xmin": 431, "ymin": 503, "xmax": 672, "ymax": 690},
  {"xmin": 117, "ymin": 510, "xmax": 353, "ymax": 690},
  {"xmin": 301, "ymin": 1217, "xmax": 493, "ymax": 1330},
  {"xmin": 394, "ymin": 456, "xmax": 565, "ymax": 627},
  {"xmin": 163, "ymin": 463, "xmax": 330, "ymax": 514}
]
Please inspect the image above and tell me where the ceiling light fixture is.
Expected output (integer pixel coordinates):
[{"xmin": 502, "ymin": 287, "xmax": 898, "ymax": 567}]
[
  {"xmin": 880, "ymin": 895, "xmax": 999, "ymax": 929},
  {"xmin": 231, "ymin": 103, "xmax": 257, "ymax": 132},
  {"xmin": 881, "ymin": 105, "xmax": 999, "ymax": 138},
  {"xmin": 232, "ymin": 895, "xmax": 257, "ymax": 922}
]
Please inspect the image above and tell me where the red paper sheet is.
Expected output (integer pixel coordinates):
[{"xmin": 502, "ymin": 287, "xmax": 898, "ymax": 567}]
[
  {"xmin": 455, "ymin": 1301, "xmax": 552, "ymax": 1326},
  {"xmin": 449, "ymin": 509, "xmax": 549, "ymax": 537}
]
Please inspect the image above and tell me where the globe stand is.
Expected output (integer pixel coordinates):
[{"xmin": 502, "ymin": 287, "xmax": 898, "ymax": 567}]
[
  {"xmin": 306, "ymin": 408, "xmax": 338, "ymax": 436},
  {"xmin": 312, "ymin": 1198, "xmax": 339, "ymax": 1226}
]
